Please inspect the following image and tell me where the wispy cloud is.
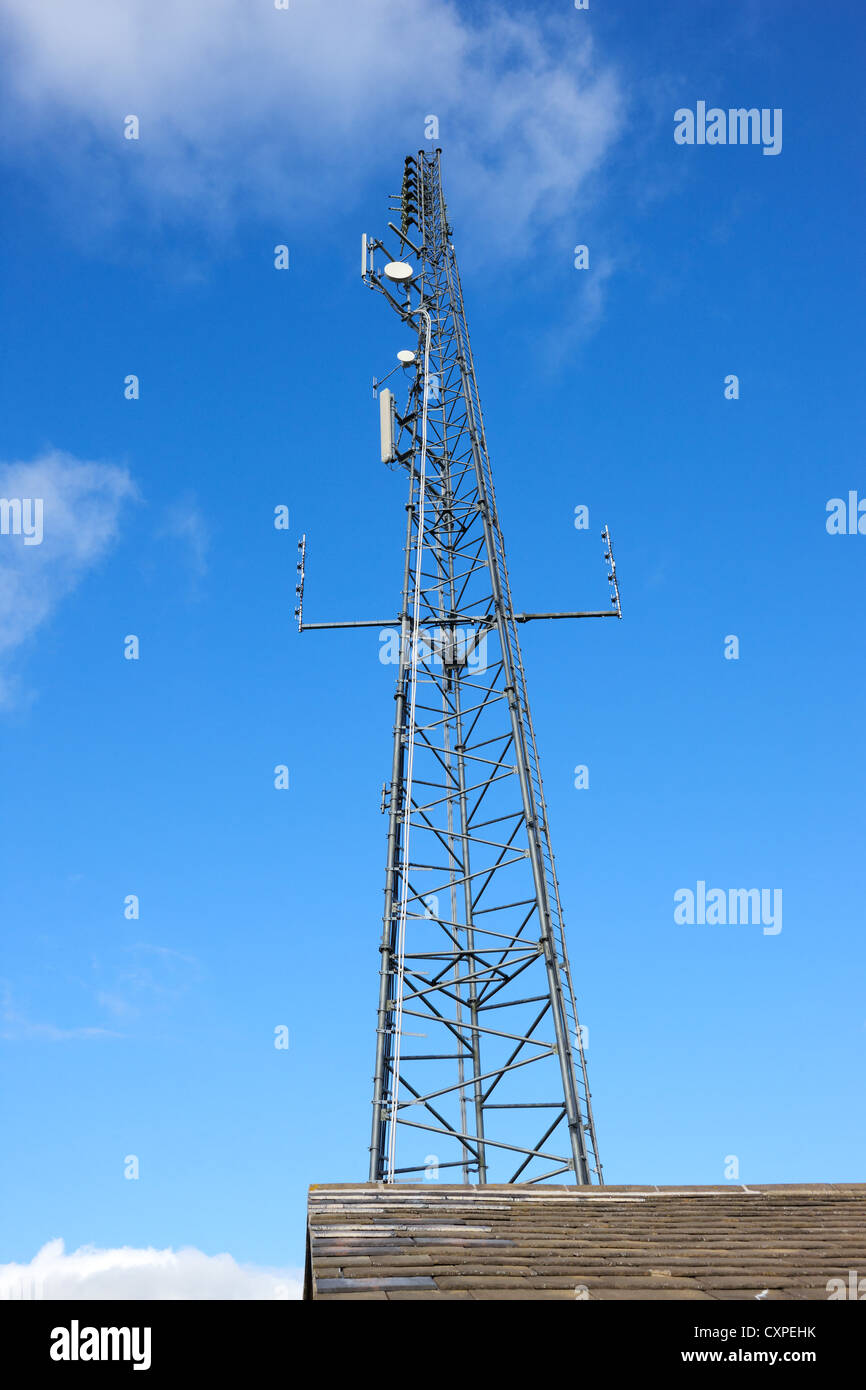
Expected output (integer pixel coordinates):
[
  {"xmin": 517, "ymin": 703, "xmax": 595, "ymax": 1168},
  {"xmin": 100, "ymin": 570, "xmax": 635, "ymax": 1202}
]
[
  {"xmin": 0, "ymin": 1239, "xmax": 303, "ymax": 1300},
  {"xmin": 88, "ymin": 943, "xmax": 202, "ymax": 1024},
  {"xmin": 0, "ymin": 982, "xmax": 121, "ymax": 1042},
  {"xmin": 0, "ymin": 450, "xmax": 136, "ymax": 705},
  {"xmin": 157, "ymin": 496, "xmax": 210, "ymax": 583},
  {"xmin": 94, "ymin": 991, "xmax": 138, "ymax": 1021},
  {"xmin": 0, "ymin": 0, "xmax": 626, "ymax": 253}
]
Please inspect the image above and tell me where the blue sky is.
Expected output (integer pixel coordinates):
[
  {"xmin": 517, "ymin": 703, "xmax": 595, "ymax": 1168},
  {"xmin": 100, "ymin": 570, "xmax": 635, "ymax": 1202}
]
[{"xmin": 0, "ymin": 0, "xmax": 863, "ymax": 1292}]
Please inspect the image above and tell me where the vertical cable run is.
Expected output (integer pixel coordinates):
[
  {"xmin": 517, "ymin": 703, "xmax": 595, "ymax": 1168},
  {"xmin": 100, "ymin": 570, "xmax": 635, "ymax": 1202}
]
[{"xmin": 385, "ymin": 306, "xmax": 432, "ymax": 1183}]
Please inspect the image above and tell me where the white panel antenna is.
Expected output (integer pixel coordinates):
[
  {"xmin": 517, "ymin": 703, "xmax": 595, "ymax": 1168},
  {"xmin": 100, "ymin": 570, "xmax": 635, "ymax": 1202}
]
[{"xmin": 379, "ymin": 388, "xmax": 395, "ymax": 463}]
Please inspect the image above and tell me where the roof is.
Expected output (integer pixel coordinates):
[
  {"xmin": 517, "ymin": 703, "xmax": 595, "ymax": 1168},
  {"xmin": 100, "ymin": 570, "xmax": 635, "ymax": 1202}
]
[{"xmin": 304, "ymin": 1182, "xmax": 866, "ymax": 1300}]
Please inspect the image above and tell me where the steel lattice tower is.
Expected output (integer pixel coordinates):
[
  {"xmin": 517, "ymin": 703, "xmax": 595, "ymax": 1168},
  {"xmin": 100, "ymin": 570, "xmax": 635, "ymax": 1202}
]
[{"xmin": 297, "ymin": 150, "xmax": 621, "ymax": 1185}]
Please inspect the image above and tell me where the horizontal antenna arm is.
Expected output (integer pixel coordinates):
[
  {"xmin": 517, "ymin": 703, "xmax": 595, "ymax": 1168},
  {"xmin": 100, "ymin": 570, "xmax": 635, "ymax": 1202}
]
[
  {"xmin": 300, "ymin": 619, "xmax": 398, "ymax": 631},
  {"xmin": 512, "ymin": 529, "xmax": 624, "ymax": 624},
  {"xmin": 514, "ymin": 610, "xmax": 622, "ymax": 623},
  {"xmin": 295, "ymin": 534, "xmax": 400, "ymax": 632},
  {"xmin": 299, "ymin": 611, "xmax": 620, "ymax": 631}
]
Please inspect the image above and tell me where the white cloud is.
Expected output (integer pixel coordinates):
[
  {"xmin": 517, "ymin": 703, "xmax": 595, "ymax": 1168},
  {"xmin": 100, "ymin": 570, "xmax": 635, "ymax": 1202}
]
[
  {"xmin": 0, "ymin": 982, "xmax": 121, "ymax": 1042},
  {"xmin": 0, "ymin": 1239, "xmax": 303, "ymax": 1300},
  {"xmin": 157, "ymin": 497, "xmax": 210, "ymax": 580},
  {"xmin": 0, "ymin": 0, "xmax": 625, "ymax": 251},
  {"xmin": 0, "ymin": 450, "xmax": 135, "ymax": 697}
]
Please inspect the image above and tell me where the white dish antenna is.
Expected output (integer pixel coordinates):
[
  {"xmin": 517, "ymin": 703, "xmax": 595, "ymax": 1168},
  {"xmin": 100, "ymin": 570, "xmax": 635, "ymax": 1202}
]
[
  {"xmin": 384, "ymin": 261, "xmax": 414, "ymax": 282},
  {"xmin": 397, "ymin": 350, "xmax": 416, "ymax": 364}
]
